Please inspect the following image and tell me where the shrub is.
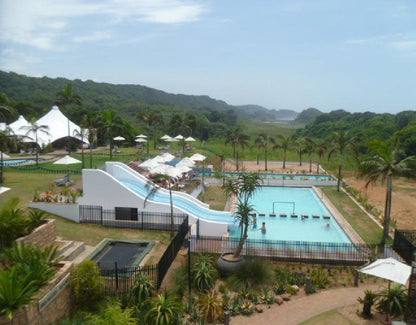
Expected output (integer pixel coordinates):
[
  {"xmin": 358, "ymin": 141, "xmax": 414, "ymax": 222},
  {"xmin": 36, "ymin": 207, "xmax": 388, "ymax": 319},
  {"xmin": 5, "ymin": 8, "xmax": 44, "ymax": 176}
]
[
  {"xmin": 310, "ymin": 268, "xmax": 330, "ymax": 289},
  {"xmin": 259, "ymin": 288, "xmax": 275, "ymax": 305},
  {"xmin": 192, "ymin": 254, "xmax": 218, "ymax": 292},
  {"xmin": 26, "ymin": 209, "xmax": 48, "ymax": 232},
  {"xmin": 130, "ymin": 273, "xmax": 155, "ymax": 305},
  {"xmin": 377, "ymin": 284, "xmax": 408, "ymax": 318},
  {"xmin": 145, "ymin": 293, "xmax": 184, "ymax": 325},
  {"xmin": 196, "ymin": 290, "xmax": 224, "ymax": 323},
  {"xmin": 70, "ymin": 260, "xmax": 103, "ymax": 310},
  {"xmin": 0, "ymin": 198, "xmax": 28, "ymax": 250},
  {"xmin": 86, "ymin": 300, "xmax": 136, "ymax": 325},
  {"xmin": 358, "ymin": 289, "xmax": 378, "ymax": 318},
  {"xmin": 239, "ymin": 299, "xmax": 254, "ymax": 316},
  {"xmin": 227, "ymin": 258, "xmax": 274, "ymax": 290}
]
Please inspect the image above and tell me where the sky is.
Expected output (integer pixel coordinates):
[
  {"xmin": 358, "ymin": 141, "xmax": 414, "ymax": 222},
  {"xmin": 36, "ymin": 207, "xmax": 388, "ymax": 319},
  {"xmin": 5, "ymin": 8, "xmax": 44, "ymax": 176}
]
[{"xmin": 0, "ymin": 0, "xmax": 415, "ymax": 114}]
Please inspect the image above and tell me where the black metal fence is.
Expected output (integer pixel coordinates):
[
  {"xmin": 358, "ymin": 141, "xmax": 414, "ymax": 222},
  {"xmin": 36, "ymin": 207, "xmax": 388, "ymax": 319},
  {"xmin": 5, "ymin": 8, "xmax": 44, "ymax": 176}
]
[
  {"xmin": 190, "ymin": 235, "xmax": 372, "ymax": 265},
  {"xmin": 79, "ymin": 205, "xmax": 188, "ymax": 232},
  {"xmin": 394, "ymin": 230, "xmax": 416, "ymax": 264}
]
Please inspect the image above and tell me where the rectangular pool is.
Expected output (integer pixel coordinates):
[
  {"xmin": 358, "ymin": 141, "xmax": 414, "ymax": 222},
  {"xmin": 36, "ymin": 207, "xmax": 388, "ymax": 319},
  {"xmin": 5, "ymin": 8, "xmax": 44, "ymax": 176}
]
[{"xmin": 228, "ymin": 186, "xmax": 353, "ymax": 244}]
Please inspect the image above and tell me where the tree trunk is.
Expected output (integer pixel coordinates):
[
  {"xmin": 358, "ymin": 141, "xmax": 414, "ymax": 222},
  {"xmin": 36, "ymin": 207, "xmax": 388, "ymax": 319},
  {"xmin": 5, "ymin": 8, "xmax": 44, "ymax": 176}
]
[
  {"xmin": 317, "ymin": 155, "xmax": 322, "ymax": 174},
  {"xmin": 236, "ymin": 149, "xmax": 239, "ymax": 171},
  {"xmin": 337, "ymin": 155, "xmax": 343, "ymax": 191},
  {"xmin": 89, "ymin": 146, "xmax": 93, "ymax": 168},
  {"xmin": 265, "ymin": 146, "xmax": 268, "ymax": 171},
  {"xmin": 299, "ymin": 151, "xmax": 302, "ymax": 166},
  {"xmin": 81, "ymin": 140, "xmax": 85, "ymax": 169},
  {"xmin": 256, "ymin": 152, "xmax": 259, "ymax": 165},
  {"xmin": 381, "ymin": 175, "xmax": 393, "ymax": 246},
  {"xmin": 35, "ymin": 132, "xmax": 39, "ymax": 165},
  {"xmin": 169, "ymin": 183, "xmax": 174, "ymax": 237},
  {"xmin": 234, "ymin": 224, "xmax": 248, "ymax": 258},
  {"xmin": 309, "ymin": 157, "xmax": 312, "ymax": 173},
  {"xmin": 283, "ymin": 149, "xmax": 286, "ymax": 169}
]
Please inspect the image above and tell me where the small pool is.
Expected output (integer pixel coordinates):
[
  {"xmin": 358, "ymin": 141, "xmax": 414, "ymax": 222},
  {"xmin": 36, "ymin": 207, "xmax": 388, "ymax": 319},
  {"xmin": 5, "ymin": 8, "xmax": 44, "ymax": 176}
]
[
  {"xmin": 200, "ymin": 172, "xmax": 334, "ymax": 181},
  {"xmin": 228, "ymin": 187, "xmax": 353, "ymax": 244},
  {"xmin": 2, "ymin": 158, "xmax": 45, "ymax": 166},
  {"xmin": 89, "ymin": 240, "xmax": 155, "ymax": 271}
]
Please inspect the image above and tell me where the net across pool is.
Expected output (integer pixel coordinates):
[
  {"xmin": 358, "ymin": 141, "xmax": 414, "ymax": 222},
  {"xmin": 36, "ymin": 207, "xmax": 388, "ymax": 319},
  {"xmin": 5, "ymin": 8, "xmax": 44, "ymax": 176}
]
[{"xmin": 228, "ymin": 186, "xmax": 353, "ymax": 244}]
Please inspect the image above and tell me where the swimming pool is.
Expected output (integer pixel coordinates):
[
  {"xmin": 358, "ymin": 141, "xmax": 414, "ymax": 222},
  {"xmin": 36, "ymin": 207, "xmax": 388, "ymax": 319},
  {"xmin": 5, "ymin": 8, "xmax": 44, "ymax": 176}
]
[
  {"xmin": 199, "ymin": 172, "xmax": 334, "ymax": 181},
  {"xmin": 2, "ymin": 158, "xmax": 45, "ymax": 166},
  {"xmin": 228, "ymin": 187, "xmax": 353, "ymax": 244}
]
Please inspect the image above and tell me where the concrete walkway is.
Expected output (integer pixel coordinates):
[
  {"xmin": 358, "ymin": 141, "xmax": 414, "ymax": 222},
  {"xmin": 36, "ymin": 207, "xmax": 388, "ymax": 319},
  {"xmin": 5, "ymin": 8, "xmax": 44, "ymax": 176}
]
[{"xmin": 231, "ymin": 284, "xmax": 380, "ymax": 325}]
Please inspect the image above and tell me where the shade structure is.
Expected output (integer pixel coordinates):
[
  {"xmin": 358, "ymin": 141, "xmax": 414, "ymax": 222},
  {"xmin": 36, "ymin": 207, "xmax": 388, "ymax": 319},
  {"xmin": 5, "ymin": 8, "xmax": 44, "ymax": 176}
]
[
  {"xmin": 135, "ymin": 138, "xmax": 147, "ymax": 143},
  {"xmin": 175, "ymin": 165, "xmax": 192, "ymax": 173},
  {"xmin": 185, "ymin": 136, "xmax": 196, "ymax": 142},
  {"xmin": 175, "ymin": 134, "xmax": 184, "ymax": 140},
  {"xmin": 0, "ymin": 152, "xmax": 10, "ymax": 159},
  {"xmin": 176, "ymin": 157, "xmax": 195, "ymax": 168},
  {"xmin": 8, "ymin": 115, "xmax": 31, "ymax": 136},
  {"xmin": 53, "ymin": 155, "xmax": 82, "ymax": 165},
  {"xmin": 160, "ymin": 152, "xmax": 175, "ymax": 162},
  {"xmin": 165, "ymin": 137, "xmax": 178, "ymax": 142},
  {"xmin": 138, "ymin": 159, "xmax": 160, "ymax": 169},
  {"xmin": 136, "ymin": 134, "xmax": 147, "ymax": 138},
  {"xmin": 359, "ymin": 258, "xmax": 411, "ymax": 285},
  {"xmin": 152, "ymin": 155, "xmax": 167, "ymax": 163},
  {"xmin": 113, "ymin": 136, "xmax": 125, "ymax": 141},
  {"xmin": 160, "ymin": 134, "xmax": 171, "ymax": 140},
  {"xmin": 190, "ymin": 153, "xmax": 206, "ymax": 162}
]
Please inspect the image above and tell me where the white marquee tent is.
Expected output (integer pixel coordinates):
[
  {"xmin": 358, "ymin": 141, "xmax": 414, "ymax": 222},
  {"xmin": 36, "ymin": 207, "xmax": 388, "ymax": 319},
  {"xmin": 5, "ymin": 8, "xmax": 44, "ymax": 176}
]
[{"xmin": 8, "ymin": 115, "xmax": 31, "ymax": 136}]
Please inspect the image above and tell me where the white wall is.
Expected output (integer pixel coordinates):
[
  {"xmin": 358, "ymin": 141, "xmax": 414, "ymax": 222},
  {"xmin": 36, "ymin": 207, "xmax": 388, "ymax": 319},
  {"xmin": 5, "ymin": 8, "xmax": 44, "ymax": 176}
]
[{"xmin": 29, "ymin": 202, "xmax": 79, "ymax": 223}]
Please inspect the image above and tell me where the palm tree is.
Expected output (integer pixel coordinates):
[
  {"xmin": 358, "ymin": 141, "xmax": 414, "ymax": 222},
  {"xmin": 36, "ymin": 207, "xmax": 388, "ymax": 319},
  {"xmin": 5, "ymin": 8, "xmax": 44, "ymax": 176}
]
[
  {"xmin": 20, "ymin": 120, "xmax": 49, "ymax": 165},
  {"xmin": 328, "ymin": 130, "xmax": 357, "ymax": 191},
  {"xmin": 304, "ymin": 138, "xmax": 316, "ymax": 173},
  {"xmin": 255, "ymin": 134, "xmax": 275, "ymax": 171},
  {"xmin": 72, "ymin": 115, "xmax": 89, "ymax": 168},
  {"xmin": 222, "ymin": 173, "xmax": 263, "ymax": 258},
  {"xmin": 315, "ymin": 139, "xmax": 328, "ymax": 174},
  {"xmin": 102, "ymin": 110, "xmax": 120, "ymax": 159},
  {"xmin": 0, "ymin": 92, "xmax": 16, "ymax": 122},
  {"xmin": 273, "ymin": 135, "xmax": 292, "ymax": 169},
  {"xmin": 225, "ymin": 126, "xmax": 250, "ymax": 171},
  {"xmin": 137, "ymin": 110, "xmax": 162, "ymax": 153},
  {"xmin": 360, "ymin": 139, "xmax": 416, "ymax": 246},
  {"xmin": 293, "ymin": 136, "xmax": 306, "ymax": 166},
  {"xmin": 55, "ymin": 84, "xmax": 82, "ymax": 155}
]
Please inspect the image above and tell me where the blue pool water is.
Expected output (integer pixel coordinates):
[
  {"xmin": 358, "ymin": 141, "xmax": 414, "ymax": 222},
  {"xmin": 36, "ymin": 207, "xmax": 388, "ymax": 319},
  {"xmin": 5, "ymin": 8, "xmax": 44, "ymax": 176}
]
[
  {"xmin": 2, "ymin": 158, "xmax": 45, "ymax": 166},
  {"xmin": 229, "ymin": 187, "xmax": 353, "ymax": 244},
  {"xmin": 199, "ymin": 172, "xmax": 334, "ymax": 181}
]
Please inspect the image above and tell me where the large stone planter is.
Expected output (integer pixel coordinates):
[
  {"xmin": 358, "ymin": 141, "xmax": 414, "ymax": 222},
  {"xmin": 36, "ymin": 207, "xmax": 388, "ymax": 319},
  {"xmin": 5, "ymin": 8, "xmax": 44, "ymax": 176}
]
[{"xmin": 216, "ymin": 252, "xmax": 245, "ymax": 276}]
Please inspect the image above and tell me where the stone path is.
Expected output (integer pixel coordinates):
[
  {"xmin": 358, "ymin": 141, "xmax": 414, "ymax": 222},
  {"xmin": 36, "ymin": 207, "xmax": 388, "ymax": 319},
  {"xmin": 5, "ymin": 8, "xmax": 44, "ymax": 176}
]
[{"xmin": 231, "ymin": 284, "xmax": 380, "ymax": 325}]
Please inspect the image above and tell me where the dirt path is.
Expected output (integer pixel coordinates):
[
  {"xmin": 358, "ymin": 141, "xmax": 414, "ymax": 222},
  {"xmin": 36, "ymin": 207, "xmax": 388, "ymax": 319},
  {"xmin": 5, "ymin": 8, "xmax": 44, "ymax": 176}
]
[{"xmin": 231, "ymin": 284, "xmax": 381, "ymax": 325}]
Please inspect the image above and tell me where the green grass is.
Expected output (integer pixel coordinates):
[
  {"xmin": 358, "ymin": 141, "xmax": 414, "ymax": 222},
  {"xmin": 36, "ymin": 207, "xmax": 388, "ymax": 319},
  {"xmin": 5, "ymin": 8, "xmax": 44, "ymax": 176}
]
[
  {"xmin": 300, "ymin": 309, "xmax": 358, "ymax": 325},
  {"xmin": 321, "ymin": 187, "xmax": 383, "ymax": 244},
  {"xmin": 198, "ymin": 185, "xmax": 227, "ymax": 211}
]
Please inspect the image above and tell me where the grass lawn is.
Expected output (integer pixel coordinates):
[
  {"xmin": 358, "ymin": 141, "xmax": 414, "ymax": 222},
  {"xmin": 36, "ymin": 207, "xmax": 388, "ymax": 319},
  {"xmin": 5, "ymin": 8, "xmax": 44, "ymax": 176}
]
[
  {"xmin": 321, "ymin": 187, "xmax": 383, "ymax": 245},
  {"xmin": 198, "ymin": 185, "xmax": 227, "ymax": 211},
  {"xmin": 299, "ymin": 309, "xmax": 358, "ymax": 325}
]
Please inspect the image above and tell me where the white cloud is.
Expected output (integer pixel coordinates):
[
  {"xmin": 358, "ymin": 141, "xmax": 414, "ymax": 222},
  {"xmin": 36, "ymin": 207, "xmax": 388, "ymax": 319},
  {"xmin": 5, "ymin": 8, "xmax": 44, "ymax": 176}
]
[
  {"xmin": 73, "ymin": 31, "xmax": 113, "ymax": 43},
  {"xmin": 0, "ymin": 48, "xmax": 41, "ymax": 72},
  {"xmin": 0, "ymin": 0, "xmax": 207, "ymax": 50},
  {"xmin": 389, "ymin": 40, "xmax": 416, "ymax": 50}
]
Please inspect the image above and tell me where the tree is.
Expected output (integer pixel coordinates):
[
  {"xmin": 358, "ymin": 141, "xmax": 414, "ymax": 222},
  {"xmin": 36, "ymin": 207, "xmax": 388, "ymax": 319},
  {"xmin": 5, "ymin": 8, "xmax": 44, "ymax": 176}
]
[
  {"xmin": 328, "ymin": 130, "xmax": 357, "ymax": 191},
  {"xmin": 315, "ymin": 139, "xmax": 328, "ymax": 174},
  {"xmin": 304, "ymin": 138, "xmax": 316, "ymax": 173},
  {"xmin": 273, "ymin": 135, "xmax": 292, "ymax": 169},
  {"xmin": 255, "ymin": 134, "xmax": 275, "ymax": 171},
  {"xmin": 55, "ymin": 83, "xmax": 82, "ymax": 154},
  {"xmin": 0, "ymin": 92, "xmax": 17, "ymax": 123},
  {"xmin": 101, "ymin": 110, "xmax": 120, "ymax": 159},
  {"xmin": 222, "ymin": 173, "xmax": 262, "ymax": 258},
  {"xmin": 20, "ymin": 120, "xmax": 49, "ymax": 165},
  {"xmin": 137, "ymin": 110, "xmax": 163, "ymax": 153},
  {"xmin": 225, "ymin": 126, "xmax": 250, "ymax": 171},
  {"xmin": 72, "ymin": 115, "xmax": 89, "ymax": 168},
  {"xmin": 360, "ymin": 139, "xmax": 416, "ymax": 246},
  {"xmin": 293, "ymin": 136, "xmax": 306, "ymax": 167}
]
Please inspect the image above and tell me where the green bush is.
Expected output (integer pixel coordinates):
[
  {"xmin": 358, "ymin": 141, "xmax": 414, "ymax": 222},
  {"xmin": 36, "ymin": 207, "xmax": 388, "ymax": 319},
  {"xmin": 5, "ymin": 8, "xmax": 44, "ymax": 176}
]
[
  {"xmin": 310, "ymin": 268, "xmax": 330, "ymax": 289},
  {"xmin": 145, "ymin": 293, "xmax": 184, "ymax": 325},
  {"xmin": 227, "ymin": 258, "xmax": 274, "ymax": 290},
  {"xmin": 192, "ymin": 254, "xmax": 218, "ymax": 292},
  {"xmin": 130, "ymin": 273, "xmax": 155, "ymax": 305},
  {"xmin": 86, "ymin": 300, "xmax": 136, "ymax": 325},
  {"xmin": 196, "ymin": 290, "xmax": 224, "ymax": 323},
  {"xmin": 377, "ymin": 284, "xmax": 408, "ymax": 318},
  {"xmin": 70, "ymin": 261, "xmax": 103, "ymax": 310},
  {"xmin": 0, "ymin": 198, "xmax": 28, "ymax": 250}
]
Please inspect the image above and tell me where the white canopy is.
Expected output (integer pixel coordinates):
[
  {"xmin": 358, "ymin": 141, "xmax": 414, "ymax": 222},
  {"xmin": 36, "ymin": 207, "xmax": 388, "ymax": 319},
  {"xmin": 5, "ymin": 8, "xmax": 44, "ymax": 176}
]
[
  {"xmin": 160, "ymin": 134, "xmax": 171, "ymax": 140},
  {"xmin": 135, "ymin": 138, "xmax": 147, "ymax": 143},
  {"xmin": 185, "ymin": 136, "xmax": 196, "ymax": 142},
  {"xmin": 136, "ymin": 134, "xmax": 147, "ymax": 138},
  {"xmin": 175, "ymin": 134, "xmax": 184, "ymax": 140},
  {"xmin": 176, "ymin": 157, "xmax": 195, "ymax": 168},
  {"xmin": 138, "ymin": 159, "xmax": 160, "ymax": 169},
  {"xmin": 8, "ymin": 115, "xmax": 30, "ymax": 136},
  {"xmin": 165, "ymin": 137, "xmax": 178, "ymax": 142},
  {"xmin": 22, "ymin": 106, "xmax": 89, "ymax": 147},
  {"xmin": 160, "ymin": 152, "xmax": 175, "ymax": 162},
  {"xmin": 53, "ymin": 155, "xmax": 81, "ymax": 165},
  {"xmin": 149, "ymin": 164, "xmax": 184, "ymax": 178},
  {"xmin": 190, "ymin": 153, "xmax": 206, "ymax": 162},
  {"xmin": 359, "ymin": 258, "xmax": 411, "ymax": 285},
  {"xmin": 113, "ymin": 136, "xmax": 125, "ymax": 141},
  {"xmin": 0, "ymin": 151, "xmax": 10, "ymax": 159}
]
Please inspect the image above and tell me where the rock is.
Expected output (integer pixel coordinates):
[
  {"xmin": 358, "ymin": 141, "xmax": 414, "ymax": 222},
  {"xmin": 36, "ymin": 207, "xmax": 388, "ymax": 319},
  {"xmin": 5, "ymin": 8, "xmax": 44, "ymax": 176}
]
[
  {"xmin": 281, "ymin": 293, "xmax": 291, "ymax": 301},
  {"xmin": 291, "ymin": 285, "xmax": 299, "ymax": 292},
  {"xmin": 255, "ymin": 306, "xmax": 263, "ymax": 313},
  {"xmin": 275, "ymin": 296, "xmax": 284, "ymax": 305}
]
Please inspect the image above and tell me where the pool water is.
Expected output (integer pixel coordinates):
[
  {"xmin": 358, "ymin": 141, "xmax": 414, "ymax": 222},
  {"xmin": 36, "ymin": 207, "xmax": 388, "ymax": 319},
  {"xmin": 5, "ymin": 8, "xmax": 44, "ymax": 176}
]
[
  {"xmin": 200, "ymin": 172, "xmax": 334, "ymax": 180},
  {"xmin": 228, "ymin": 187, "xmax": 353, "ymax": 244}
]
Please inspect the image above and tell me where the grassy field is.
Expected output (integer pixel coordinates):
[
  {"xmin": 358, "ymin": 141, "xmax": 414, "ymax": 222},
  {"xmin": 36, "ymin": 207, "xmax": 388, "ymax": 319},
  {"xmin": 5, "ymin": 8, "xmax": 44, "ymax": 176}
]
[
  {"xmin": 198, "ymin": 185, "xmax": 228, "ymax": 211},
  {"xmin": 321, "ymin": 187, "xmax": 383, "ymax": 244},
  {"xmin": 299, "ymin": 309, "xmax": 358, "ymax": 325}
]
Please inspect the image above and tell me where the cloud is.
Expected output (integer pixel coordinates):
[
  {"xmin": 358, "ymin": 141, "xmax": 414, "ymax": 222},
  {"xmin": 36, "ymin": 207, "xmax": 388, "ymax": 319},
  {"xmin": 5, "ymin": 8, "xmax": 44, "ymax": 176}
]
[
  {"xmin": 389, "ymin": 40, "xmax": 416, "ymax": 50},
  {"xmin": 0, "ymin": 48, "xmax": 41, "ymax": 72},
  {"xmin": 0, "ymin": 0, "xmax": 207, "ymax": 50},
  {"xmin": 346, "ymin": 34, "xmax": 416, "ymax": 55}
]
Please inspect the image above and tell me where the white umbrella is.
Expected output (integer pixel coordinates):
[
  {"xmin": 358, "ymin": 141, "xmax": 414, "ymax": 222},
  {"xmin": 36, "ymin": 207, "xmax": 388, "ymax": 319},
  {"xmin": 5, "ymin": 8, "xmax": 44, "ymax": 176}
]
[
  {"xmin": 135, "ymin": 138, "xmax": 147, "ymax": 143},
  {"xmin": 0, "ymin": 152, "xmax": 10, "ymax": 159},
  {"xmin": 185, "ymin": 136, "xmax": 196, "ymax": 142},
  {"xmin": 136, "ymin": 134, "xmax": 147, "ymax": 138},
  {"xmin": 165, "ymin": 137, "xmax": 178, "ymax": 142},
  {"xmin": 139, "ymin": 159, "xmax": 160, "ymax": 169},
  {"xmin": 160, "ymin": 134, "xmax": 171, "ymax": 140},
  {"xmin": 53, "ymin": 155, "xmax": 82, "ymax": 165},
  {"xmin": 149, "ymin": 164, "xmax": 170, "ymax": 175},
  {"xmin": 175, "ymin": 165, "xmax": 192, "ymax": 173},
  {"xmin": 175, "ymin": 134, "xmax": 184, "ymax": 140},
  {"xmin": 152, "ymin": 155, "xmax": 167, "ymax": 163},
  {"xmin": 113, "ymin": 136, "xmax": 125, "ymax": 141},
  {"xmin": 190, "ymin": 153, "xmax": 206, "ymax": 162},
  {"xmin": 160, "ymin": 152, "xmax": 175, "ymax": 162},
  {"xmin": 176, "ymin": 157, "xmax": 195, "ymax": 168},
  {"xmin": 359, "ymin": 257, "xmax": 411, "ymax": 285}
]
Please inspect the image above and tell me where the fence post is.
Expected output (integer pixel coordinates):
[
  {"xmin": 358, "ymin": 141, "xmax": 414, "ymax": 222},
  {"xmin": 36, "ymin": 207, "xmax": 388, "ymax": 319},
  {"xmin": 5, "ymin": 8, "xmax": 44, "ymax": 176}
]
[
  {"xmin": 188, "ymin": 238, "xmax": 192, "ymax": 295},
  {"xmin": 100, "ymin": 206, "xmax": 103, "ymax": 225},
  {"xmin": 354, "ymin": 269, "xmax": 359, "ymax": 287},
  {"xmin": 305, "ymin": 276, "xmax": 311, "ymax": 294},
  {"xmin": 115, "ymin": 262, "xmax": 119, "ymax": 290},
  {"xmin": 224, "ymin": 311, "xmax": 230, "ymax": 325},
  {"xmin": 141, "ymin": 211, "xmax": 144, "ymax": 230}
]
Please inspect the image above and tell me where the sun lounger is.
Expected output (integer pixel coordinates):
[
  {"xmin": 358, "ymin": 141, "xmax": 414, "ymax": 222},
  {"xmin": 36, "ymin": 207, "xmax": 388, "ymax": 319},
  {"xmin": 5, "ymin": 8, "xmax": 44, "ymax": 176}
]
[
  {"xmin": 312, "ymin": 214, "xmax": 320, "ymax": 219},
  {"xmin": 323, "ymin": 214, "xmax": 331, "ymax": 219},
  {"xmin": 269, "ymin": 212, "xmax": 276, "ymax": 217},
  {"xmin": 291, "ymin": 213, "xmax": 298, "ymax": 218},
  {"xmin": 301, "ymin": 214, "xmax": 309, "ymax": 219},
  {"xmin": 279, "ymin": 213, "xmax": 287, "ymax": 217},
  {"xmin": 55, "ymin": 174, "xmax": 73, "ymax": 187},
  {"xmin": 259, "ymin": 212, "xmax": 266, "ymax": 217}
]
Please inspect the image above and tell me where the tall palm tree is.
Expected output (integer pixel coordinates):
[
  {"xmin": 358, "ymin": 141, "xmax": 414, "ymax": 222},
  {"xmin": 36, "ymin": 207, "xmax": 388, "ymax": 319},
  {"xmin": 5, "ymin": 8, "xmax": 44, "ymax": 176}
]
[
  {"xmin": 315, "ymin": 139, "xmax": 328, "ymax": 174},
  {"xmin": 81, "ymin": 115, "xmax": 97, "ymax": 168},
  {"xmin": 273, "ymin": 135, "xmax": 292, "ymax": 169},
  {"xmin": 255, "ymin": 134, "xmax": 275, "ymax": 171},
  {"xmin": 328, "ymin": 130, "xmax": 357, "ymax": 191},
  {"xmin": 293, "ymin": 136, "xmax": 306, "ymax": 166},
  {"xmin": 102, "ymin": 110, "xmax": 120, "ymax": 159},
  {"xmin": 137, "ymin": 110, "xmax": 162, "ymax": 153},
  {"xmin": 360, "ymin": 139, "xmax": 416, "ymax": 246},
  {"xmin": 222, "ymin": 173, "xmax": 262, "ymax": 258},
  {"xmin": 304, "ymin": 138, "xmax": 316, "ymax": 173},
  {"xmin": 55, "ymin": 84, "xmax": 82, "ymax": 155},
  {"xmin": 72, "ymin": 115, "xmax": 90, "ymax": 169},
  {"xmin": 20, "ymin": 120, "xmax": 49, "ymax": 165},
  {"xmin": 225, "ymin": 127, "xmax": 250, "ymax": 171},
  {"xmin": 0, "ymin": 92, "xmax": 17, "ymax": 122}
]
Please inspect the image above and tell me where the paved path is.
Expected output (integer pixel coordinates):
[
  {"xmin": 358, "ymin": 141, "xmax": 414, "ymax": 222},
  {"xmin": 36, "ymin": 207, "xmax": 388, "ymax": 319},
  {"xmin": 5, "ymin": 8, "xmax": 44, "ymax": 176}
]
[{"xmin": 231, "ymin": 284, "xmax": 380, "ymax": 325}]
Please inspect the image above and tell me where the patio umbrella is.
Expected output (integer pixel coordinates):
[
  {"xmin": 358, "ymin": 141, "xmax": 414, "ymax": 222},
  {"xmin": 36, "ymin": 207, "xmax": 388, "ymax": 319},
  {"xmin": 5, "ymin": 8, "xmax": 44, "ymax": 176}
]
[
  {"xmin": 135, "ymin": 138, "xmax": 147, "ymax": 143},
  {"xmin": 176, "ymin": 157, "xmax": 195, "ymax": 168},
  {"xmin": 185, "ymin": 136, "xmax": 196, "ymax": 142},
  {"xmin": 165, "ymin": 137, "xmax": 178, "ymax": 142},
  {"xmin": 0, "ymin": 152, "xmax": 10, "ymax": 159},
  {"xmin": 136, "ymin": 134, "xmax": 147, "ymax": 138},
  {"xmin": 113, "ymin": 136, "xmax": 125, "ymax": 141},
  {"xmin": 53, "ymin": 155, "xmax": 82, "ymax": 165},
  {"xmin": 160, "ymin": 152, "xmax": 175, "ymax": 162},
  {"xmin": 139, "ymin": 159, "xmax": 160, "ymax": 169},
  {"xmin": 160, "ymin": 134, "xmax": 171, "ymax": 140},
  {"xmin": 190, "ymin": 153, "xmax": 206, "ymax": 162},
  {"xmin": 175, "ymin": 134, "xmax": 184, "ymax": 140}
]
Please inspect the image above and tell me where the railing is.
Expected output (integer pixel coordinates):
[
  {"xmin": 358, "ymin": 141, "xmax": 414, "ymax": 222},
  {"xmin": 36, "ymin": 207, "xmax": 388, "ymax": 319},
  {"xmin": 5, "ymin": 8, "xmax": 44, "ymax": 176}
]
[
  {"xmin": 190, "ymin": 235, "xmax": 372, "ymax": 265},
  {"xmin": 393, "ymin": 229, "xmax": 416, "ymax": 264}
]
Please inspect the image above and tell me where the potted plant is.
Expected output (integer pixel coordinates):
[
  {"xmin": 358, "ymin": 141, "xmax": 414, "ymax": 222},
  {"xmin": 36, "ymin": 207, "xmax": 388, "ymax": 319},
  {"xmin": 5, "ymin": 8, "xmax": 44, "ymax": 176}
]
[{"xmin": 217, "ymin": 173, "xmax": 262, "ymax": 275}]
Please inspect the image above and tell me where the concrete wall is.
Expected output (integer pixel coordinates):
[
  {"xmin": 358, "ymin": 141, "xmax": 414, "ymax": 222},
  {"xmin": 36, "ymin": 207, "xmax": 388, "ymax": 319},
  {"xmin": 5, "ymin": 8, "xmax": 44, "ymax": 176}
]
[
  {"xmin": 16, "ymin": 219, "xmax": 56, "ymax": 248},
  {"xmin": 29, "ymin": 203, "xmax": 80, "ymax": 223}
]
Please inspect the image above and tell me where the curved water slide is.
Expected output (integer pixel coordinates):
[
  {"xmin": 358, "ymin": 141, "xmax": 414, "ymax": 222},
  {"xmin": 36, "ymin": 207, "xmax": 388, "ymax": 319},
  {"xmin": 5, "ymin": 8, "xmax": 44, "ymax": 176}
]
[{"xmin": 106, "ymin": 162, "xmax": 234, "ymax": 224}]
